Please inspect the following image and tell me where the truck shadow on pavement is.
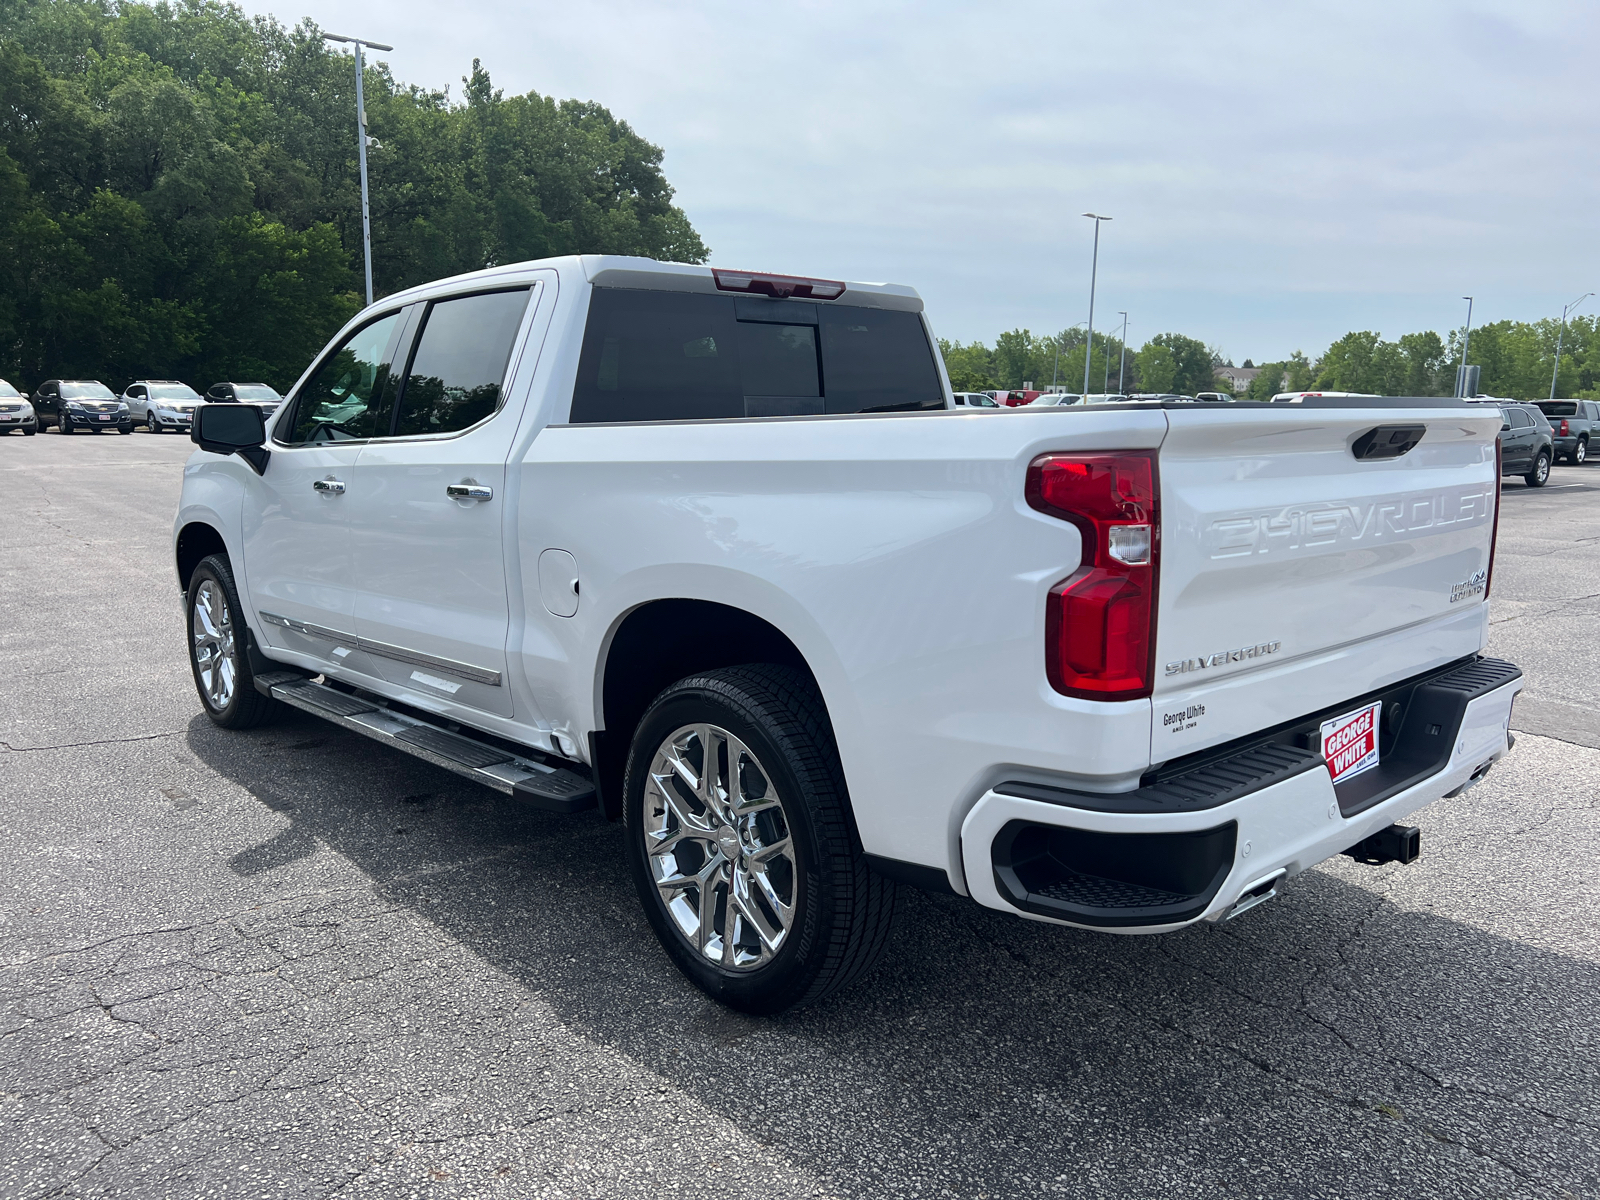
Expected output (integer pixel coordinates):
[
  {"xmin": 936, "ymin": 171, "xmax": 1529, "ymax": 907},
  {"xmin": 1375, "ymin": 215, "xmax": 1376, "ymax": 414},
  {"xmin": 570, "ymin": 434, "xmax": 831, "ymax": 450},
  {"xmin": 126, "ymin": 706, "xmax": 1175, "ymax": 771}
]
[{"xmin": 187, "ymin": 709, "xmax": 1599, "ymax": 1200}]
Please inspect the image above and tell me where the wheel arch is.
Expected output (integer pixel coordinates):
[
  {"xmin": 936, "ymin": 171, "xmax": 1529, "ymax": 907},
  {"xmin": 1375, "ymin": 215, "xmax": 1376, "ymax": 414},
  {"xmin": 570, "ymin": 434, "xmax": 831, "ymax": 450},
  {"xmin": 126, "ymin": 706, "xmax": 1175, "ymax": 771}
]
[
  {"xmin": 175, "ymin": 521, "xmax": 229, "ymax": 593},
  {"xmin": 592, "ymin": 598, "xmax": 827, "ymax": 819}
]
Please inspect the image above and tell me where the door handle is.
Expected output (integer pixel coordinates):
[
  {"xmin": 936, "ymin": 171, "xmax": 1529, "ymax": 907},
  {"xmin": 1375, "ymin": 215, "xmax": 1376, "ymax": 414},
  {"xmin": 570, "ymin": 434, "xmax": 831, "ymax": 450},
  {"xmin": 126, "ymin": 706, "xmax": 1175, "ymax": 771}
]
[
  {"xmin": 313, "ymin": 478, "xmax": 345, "ymax": 494},
  {"xmin": 446, "ymin": 483, "xmax": 494, "ymax": 501}
]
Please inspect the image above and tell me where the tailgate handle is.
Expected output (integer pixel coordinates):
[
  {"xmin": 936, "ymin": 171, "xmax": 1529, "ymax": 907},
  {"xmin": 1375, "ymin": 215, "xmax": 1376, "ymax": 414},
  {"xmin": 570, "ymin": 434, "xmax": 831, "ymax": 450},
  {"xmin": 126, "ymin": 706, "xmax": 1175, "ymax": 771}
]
[{"xmin": 1352, "ymin": 424, "xmax": 1425, "ymax": 461}]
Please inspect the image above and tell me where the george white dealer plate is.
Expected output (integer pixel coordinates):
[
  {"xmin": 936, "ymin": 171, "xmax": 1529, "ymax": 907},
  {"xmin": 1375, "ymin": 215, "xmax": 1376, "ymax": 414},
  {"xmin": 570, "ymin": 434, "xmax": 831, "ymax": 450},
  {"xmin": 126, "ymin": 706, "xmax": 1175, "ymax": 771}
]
[{"xmin": 1321, "ymin": 700, "xmax": 1382, "ymax": 785}]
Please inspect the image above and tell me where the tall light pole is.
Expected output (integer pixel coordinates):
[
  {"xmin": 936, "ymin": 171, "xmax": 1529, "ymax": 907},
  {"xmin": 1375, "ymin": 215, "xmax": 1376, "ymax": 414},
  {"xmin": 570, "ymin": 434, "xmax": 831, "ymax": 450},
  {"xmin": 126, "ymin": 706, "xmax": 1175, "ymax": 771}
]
[
  {"xmin": 1116, "ymin": 311, "xmax": 1129, "ymax": 394},
  {"xmin": 323, "ymin": 32, "xmax": 393, "ymax": 308},
  {"xmin": 1550, "ymin": 291, "xmax": 1594, "ymax": 400},
  {"xmin": 1456, "ymin": 296, "xmax": 1474, "ymax": 397},
  {"xmin": 1081, "ymin": 213, "xmax": 1111, "ymax": 395}
]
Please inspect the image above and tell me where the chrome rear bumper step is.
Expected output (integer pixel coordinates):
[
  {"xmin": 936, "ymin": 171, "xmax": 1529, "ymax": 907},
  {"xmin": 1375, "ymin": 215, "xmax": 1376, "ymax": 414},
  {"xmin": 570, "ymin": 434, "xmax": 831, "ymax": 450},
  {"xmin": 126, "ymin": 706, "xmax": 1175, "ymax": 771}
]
[{"xmin": 255, "ymin": 673, "xmax": 596, "ymax": 813}]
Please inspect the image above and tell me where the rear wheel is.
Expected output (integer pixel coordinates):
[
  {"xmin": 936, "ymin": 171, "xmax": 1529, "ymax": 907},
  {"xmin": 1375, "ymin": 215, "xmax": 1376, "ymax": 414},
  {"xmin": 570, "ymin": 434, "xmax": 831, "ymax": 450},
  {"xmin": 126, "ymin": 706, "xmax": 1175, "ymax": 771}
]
[
  {"xmin": 624, "ymin": 665, "xmax": 895, "ymax": 1014},
  {"xmin": 1527, "ymin": 450, "xmax": 1551, "ymax": 487},
  {"xmin": 1575, "ymin": 439, "xmax": 1588, "ymax": 465},
  {"xmin": 186, "ymin": 553, "xmax": 278, "ymax": 729}
]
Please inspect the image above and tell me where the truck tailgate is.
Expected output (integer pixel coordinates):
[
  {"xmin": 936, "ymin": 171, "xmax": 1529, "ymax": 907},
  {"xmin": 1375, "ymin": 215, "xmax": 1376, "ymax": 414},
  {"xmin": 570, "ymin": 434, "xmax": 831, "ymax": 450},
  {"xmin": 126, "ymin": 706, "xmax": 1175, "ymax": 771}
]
[{"xmin": 1152, "ymin": 404, "xmax": 1501, "ymax": 761}]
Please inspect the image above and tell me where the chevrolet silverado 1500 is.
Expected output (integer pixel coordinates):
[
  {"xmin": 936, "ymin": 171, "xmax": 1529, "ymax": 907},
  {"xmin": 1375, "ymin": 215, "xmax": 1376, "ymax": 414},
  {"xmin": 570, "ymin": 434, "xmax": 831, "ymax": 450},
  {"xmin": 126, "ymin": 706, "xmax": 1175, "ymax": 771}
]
[{"xmin": 174, "ymin": 255, "xmax": 1522, "ymax": 1012}]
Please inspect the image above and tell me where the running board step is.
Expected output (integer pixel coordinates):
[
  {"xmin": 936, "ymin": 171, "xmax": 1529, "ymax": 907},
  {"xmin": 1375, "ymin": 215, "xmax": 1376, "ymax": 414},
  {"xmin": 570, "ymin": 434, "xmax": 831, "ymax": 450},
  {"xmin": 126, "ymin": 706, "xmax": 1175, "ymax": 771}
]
[{"xmin": 263, "ymin": 676, "xmax": 596, "ymax": 813}]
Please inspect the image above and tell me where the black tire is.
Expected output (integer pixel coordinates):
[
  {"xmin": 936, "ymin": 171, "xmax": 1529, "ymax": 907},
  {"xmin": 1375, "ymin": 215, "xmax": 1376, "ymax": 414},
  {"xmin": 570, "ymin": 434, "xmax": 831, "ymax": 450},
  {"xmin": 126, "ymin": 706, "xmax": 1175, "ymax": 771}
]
[
  {"xmin": 185, "ymin": 553, "xmax": 278, "ymax": 729},
  {"xmin": 57, "ymin": 415, "xmax": 71, "ymax": 434},
  {"xmin": 623, "ymin": 665, "xmax": 895, "ymax": 1014},
  {"xmin": 117, "ymin": 423, "xmax": 132, "ymax": 434},
  {"xmin": 146, "ymin": 417, "xmax": 160, "ymax": 433},
  {"xmin": 23, "ymin": 428, "xmax": 34, "ymax": 436},
  {"xmin": 1575, "ymin": 439, "xmax": 1588, "ymax": 466},
  {"xmin": 1526, "ymin": 450, "xmax": 1551, "ymax": 488}
]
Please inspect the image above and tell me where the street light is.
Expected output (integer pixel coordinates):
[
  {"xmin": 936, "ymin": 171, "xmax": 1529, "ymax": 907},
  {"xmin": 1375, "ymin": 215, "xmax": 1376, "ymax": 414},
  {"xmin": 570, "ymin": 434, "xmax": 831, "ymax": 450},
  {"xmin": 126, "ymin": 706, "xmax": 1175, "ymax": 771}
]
[
  {"xmin": 1550, "ymin": 291, "xmax": 1594, "ymax": 400},
  {"xmin": 322, "ymin": 32, "xmax": 394, "ymax": 308},
  {"xmin": 1455, "ymin": 296, "xmax": 1474, "ymax": 398},
  {"xmin": 1081, "ymin": 214, "xmax": 1111, "ymax": 395},
  {"xmin": 1116, "ymin": 311, "xmax": 1129, "ymax": 394}
]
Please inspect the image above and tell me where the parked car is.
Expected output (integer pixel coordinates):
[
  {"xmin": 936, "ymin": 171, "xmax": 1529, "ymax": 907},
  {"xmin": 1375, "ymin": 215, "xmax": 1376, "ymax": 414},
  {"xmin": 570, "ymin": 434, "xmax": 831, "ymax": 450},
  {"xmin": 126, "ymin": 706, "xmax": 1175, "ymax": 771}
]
[
  {"xmin": 948, "ymin": 392, "xmax": 1001, "ymax": 409},
  {"xmin": 1025, "ymin": 393, "xmax": 1084, "ymax": 407},
  {"xmin": 206, "ymin": 382, "xmax": 284, "ymax": 422},
  {"xmin": 175, "ymin": 255, "xmax": 1520, "ymax": 1015},
  {"xmin": 0, "ymin": 379, "xmax": 37, "ymax": 435},
  {"xmin": 123, "ymin": 381, "xmax": 203, "ymax": 434},
  {"xmin": 996, "ymin": 390, "xmax": 1042, "ymax": 407},
  {"xmin": 1194, "ymin": 392, "xmax": 1236, "ymax": 403},
  {"xmin": 32, "ymin": 380, "xmax": 131, "ymax": 434},
  {"xmin": 1533, "ymin": 398, "xmax": 1599, "ymax": 464},
  {"xmin": 1481, "ymin": 400, "xmax": 1554, "ymax": 486}
]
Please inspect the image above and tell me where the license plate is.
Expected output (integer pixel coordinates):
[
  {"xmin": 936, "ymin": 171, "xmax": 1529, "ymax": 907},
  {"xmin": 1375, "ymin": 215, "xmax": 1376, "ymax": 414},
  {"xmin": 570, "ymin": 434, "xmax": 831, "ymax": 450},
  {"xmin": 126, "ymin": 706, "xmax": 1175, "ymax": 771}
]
[
  {"xmin": 97, "ymin": 414, "xmax": 111, "ymax": 421},
  {"xmin": 1321, "ymin": 700, "xmax": 1382, "ymax": 784}
]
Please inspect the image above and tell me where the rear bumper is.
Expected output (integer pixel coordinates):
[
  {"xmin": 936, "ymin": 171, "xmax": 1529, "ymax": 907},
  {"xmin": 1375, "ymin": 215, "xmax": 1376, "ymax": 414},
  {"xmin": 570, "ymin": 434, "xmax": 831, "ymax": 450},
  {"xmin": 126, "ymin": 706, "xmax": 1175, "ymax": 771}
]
[{"xmin": 960, "ymin": 659, "xmax": 1522, "ymax": 933}]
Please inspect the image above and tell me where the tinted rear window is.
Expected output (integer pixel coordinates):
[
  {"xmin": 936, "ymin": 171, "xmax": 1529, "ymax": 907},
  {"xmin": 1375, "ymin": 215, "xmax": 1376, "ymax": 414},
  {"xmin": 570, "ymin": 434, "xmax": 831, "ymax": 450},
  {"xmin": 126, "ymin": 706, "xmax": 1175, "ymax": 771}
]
[
  {"xmin": 1538, "ymin": 402, "xmax": 1578, "ymax": 417},
  {"xmin": 570, "ymin": 288, "xmax": 941, "ymax": 423}
]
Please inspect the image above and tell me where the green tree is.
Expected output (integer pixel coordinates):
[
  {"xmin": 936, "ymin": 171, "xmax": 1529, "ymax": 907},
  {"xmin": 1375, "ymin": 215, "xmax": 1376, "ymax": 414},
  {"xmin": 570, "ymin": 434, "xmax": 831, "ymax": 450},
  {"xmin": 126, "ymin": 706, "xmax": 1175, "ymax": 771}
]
[
  {"xmin": 0, "ymin": 0, "xmax": 708, "ymax": 390},
  {"xmin": 937, "ymin": 338, "xmax": 995, "ymax": 392}
]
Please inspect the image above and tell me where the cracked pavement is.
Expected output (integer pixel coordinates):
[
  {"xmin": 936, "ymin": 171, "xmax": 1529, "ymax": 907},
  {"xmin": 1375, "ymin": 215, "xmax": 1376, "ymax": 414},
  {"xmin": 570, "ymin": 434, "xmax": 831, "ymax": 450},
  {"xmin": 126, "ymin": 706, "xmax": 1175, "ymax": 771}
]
[{"xmin": 2, "ymin": 432, "xmax": 1598, "ymax": 1199}]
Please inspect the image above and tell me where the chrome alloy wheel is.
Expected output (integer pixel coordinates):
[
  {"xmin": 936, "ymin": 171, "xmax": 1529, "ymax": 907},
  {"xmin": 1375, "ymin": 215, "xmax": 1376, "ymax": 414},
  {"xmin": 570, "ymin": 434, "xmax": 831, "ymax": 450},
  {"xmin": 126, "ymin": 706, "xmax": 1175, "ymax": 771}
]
[
  {"xmin": 190, "ymin": 579, "xmax": 237, "ymax": 710},
  {"xmin": 644, "ymin": 723, "xmax": 797, "ymax": 970}
]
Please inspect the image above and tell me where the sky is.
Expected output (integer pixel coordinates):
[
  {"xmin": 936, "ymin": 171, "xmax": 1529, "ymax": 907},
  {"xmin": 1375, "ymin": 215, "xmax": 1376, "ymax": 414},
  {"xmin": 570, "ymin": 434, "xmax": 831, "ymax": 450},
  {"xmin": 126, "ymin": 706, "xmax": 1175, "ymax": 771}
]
[{"xmin": 241, "ymin": 0, "xmax": 1599, "ymax": 363}]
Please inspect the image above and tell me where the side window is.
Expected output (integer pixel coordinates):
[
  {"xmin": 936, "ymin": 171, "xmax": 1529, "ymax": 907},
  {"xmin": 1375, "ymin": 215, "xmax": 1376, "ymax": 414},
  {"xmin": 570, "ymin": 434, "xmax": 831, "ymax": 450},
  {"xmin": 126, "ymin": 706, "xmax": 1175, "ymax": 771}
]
[
  {"xmin": 393, "ymin": 288, "xmax": 531, "ymax": 438},
  {"xmin": 283, "ymin": 311, "xmax": 405, "ymax": 444},
  {"xmin": 128, "ymin": 385, "xmax": 146, "ymax": 399},
  {"xmin": 1510, "ymin": 408, "xmax": 1533, "ymax": 429}
]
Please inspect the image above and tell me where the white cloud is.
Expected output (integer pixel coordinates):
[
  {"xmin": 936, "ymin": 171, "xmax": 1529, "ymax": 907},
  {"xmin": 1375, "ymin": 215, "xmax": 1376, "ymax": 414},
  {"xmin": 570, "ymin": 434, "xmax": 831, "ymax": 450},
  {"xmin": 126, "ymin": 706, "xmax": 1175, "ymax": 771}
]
[{"xmin": 244, "ymin": 0, "xmax": 1600, "ymax": 359}]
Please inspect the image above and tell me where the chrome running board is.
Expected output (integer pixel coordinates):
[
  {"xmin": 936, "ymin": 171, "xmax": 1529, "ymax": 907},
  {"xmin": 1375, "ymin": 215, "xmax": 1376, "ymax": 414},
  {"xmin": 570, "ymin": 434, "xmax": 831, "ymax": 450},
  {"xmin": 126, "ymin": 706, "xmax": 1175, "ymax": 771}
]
[{"xmin": 253, "ymin": 671, "xmax": 595, "ymax": 813}]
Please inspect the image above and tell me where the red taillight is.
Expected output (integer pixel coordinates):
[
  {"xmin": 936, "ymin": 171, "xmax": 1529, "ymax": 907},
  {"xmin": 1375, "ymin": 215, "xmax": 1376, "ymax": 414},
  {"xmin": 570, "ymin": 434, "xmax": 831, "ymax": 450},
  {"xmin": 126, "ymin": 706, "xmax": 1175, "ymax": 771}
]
[
  {"xmin": 711, "ymin": 268, "xmax": 845, "ymax": 300},
  {"xmin": 1486, "ymin": 438, "xmax": 1501, "ymax": 599},
  {"xmin": 1559, "ymin": 419, "xmax": 1570, "ymax": 437},
  {"xmin": 1026, "ymin": 452, "xmax": 1159, "ymax": 701}
]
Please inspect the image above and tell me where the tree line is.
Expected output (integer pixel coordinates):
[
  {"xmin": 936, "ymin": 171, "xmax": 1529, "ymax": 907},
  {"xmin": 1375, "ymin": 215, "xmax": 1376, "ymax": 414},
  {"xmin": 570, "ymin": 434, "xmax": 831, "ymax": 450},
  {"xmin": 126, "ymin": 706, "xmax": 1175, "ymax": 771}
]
[
  {"xmin": 946, "ymin": 316, "xmax": 1600, "ymax": 402},
  {"xmin": 0, "ymin": 0, "xmax": 707, "ymax": 392}
]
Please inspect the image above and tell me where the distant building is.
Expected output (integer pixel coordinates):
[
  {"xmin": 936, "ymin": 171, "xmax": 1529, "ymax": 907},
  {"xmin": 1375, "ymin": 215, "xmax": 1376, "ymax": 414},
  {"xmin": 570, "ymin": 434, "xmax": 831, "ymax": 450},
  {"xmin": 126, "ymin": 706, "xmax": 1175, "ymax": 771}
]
[{"xmin": 1214, "ymin": 366, "xmax": 1260, "ymax": 392}]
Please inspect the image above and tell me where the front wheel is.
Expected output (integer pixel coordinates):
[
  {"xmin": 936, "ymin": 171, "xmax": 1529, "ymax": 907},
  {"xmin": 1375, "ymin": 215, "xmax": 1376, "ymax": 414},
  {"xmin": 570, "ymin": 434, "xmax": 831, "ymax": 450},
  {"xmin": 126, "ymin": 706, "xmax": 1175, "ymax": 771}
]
[
  {"xmin": 57, "ymin": 415, "xmax": 71, "ymax": 434},
  {"xmin": 186, "ymin": 553, "xmax": 278, "ymax": 729},
  {"xmin": 1526, "ymin": 451, "xmax": 1551, "ymax": 487},
  {"xmin": 623, "ymin": 665, "xmax": 895, "ymax": 1014}
]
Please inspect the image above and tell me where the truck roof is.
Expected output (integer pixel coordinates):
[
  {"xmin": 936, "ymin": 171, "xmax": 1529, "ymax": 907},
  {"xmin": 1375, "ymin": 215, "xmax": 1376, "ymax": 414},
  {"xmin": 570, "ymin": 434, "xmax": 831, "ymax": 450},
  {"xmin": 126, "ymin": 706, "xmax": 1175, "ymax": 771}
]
[{"xmin": 374, "ymin": 255, "xmax": 924, "ymax": 314}]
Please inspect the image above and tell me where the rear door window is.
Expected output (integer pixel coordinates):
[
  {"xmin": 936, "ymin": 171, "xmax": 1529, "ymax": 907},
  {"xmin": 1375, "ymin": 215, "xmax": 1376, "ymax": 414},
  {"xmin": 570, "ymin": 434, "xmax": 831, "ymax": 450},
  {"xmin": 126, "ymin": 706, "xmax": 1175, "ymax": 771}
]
[
  {"xmin": 393, "ymin": 288, "xmax": 531, "ymax": 437},
  {"xmin": 1509, "ymin": 408, "xmax": 1533, "ymax": 429},
  {"xmin": 570, "ymin": 288, "xmax": 942, "ymax": 423}
]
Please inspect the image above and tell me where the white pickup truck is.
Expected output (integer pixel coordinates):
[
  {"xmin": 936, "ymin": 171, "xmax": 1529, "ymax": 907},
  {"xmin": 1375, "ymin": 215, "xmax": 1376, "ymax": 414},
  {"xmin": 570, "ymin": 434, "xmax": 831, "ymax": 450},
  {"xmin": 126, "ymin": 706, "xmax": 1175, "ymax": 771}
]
[{"xmin": 175, "ymin": 255, "xmax": 1522, "ymax": 1013}]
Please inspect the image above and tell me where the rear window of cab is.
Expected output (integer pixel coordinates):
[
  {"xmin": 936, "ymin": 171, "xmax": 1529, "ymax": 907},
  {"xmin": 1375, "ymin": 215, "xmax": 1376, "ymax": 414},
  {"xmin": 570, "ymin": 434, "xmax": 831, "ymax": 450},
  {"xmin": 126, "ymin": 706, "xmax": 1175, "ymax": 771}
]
[{"xmin": 570, "ymin": 288, "xmax": 943, "ymax": 423}]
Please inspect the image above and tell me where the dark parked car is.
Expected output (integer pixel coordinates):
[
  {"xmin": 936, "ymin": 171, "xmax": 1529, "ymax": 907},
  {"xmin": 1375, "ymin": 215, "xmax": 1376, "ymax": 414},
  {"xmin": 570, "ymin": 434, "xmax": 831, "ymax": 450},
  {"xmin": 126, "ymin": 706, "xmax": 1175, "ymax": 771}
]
[
  {"xmin": 31, "ymin": 380, "xmax": 132, "ymax": 434},
  {"xmin": 205, "ymin": 382, "xmax": 284, "ymax": 422},
  {"xmin": 0, "ymin": 378, "xmax": 37, "ymax": 435},
  {"xmin": 1534, "ymin": 398, "xmax": 1599, "ymax": 464},
  {"xmin": 1475, "ymin": 400, "xmax": 1554, "ymax": 487}
]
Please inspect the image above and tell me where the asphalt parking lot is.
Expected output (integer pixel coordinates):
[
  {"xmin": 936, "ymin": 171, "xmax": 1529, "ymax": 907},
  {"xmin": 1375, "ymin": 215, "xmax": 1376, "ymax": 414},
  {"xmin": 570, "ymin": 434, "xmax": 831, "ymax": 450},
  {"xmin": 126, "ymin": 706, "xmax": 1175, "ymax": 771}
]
[{"xmin": 2, "ymin": 431, "xmax": 1597, "ymax": 1200}]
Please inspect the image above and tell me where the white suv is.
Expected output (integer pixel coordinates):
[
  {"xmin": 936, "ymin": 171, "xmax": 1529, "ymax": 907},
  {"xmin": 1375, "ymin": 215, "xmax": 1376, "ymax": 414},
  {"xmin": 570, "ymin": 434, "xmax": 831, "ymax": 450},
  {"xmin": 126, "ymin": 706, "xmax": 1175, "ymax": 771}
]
[{"xmin": 123, "ymin": 381, "xmax": 204, "ymax": 433}]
